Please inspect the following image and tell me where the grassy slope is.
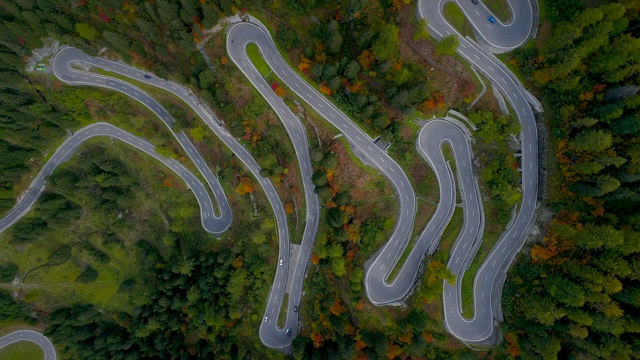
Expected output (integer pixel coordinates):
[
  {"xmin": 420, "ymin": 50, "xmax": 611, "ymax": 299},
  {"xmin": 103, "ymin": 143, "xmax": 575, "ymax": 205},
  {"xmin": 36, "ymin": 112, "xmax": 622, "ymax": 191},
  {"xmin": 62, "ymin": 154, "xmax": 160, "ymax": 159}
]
[
  {"xmin": 442, "ymin": 2, "xmax": 476, "ymax": 39},
  {"xmin": 483, "ymin": 0, "xmax": 512, "ymax": 22},
  {"xmin": 247, "ymin": 43, "xmax": 271, "ymax": 76},
  {"xmin": 0, "ymin": 139, "xmax": 202, "ymax": 313},
  {"xmin": 0, "ymin": 341, "xmax": 43, "ymax": 360}
]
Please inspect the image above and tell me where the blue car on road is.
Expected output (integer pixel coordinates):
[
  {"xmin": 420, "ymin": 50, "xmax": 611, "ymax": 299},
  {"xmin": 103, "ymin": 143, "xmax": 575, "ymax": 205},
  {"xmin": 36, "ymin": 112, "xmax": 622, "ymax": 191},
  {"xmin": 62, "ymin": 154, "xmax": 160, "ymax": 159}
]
[{"xmin": 488, "ymin": 16, "xmax": 496, "ymax": 23}]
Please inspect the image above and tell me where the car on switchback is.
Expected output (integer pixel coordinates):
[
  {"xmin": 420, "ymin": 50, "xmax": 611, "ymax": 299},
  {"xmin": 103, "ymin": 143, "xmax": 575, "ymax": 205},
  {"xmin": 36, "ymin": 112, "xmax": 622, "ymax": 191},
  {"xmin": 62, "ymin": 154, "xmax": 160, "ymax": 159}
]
[{"xmin": 488, "ymin": 16, "xmax": 496, "ymax": 23}]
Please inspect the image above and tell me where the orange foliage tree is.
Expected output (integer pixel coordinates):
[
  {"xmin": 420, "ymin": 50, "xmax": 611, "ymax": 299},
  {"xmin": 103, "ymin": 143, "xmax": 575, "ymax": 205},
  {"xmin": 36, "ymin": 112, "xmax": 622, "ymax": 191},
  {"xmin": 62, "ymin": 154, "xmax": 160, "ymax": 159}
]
[
  {"xmin": 505, "ymin": 332, "xmax": 520, "ymax": 357},
  {"xmin": 274, "ymin": 85, "xmax": 286, "ymax": 97},
  {"xmin": 310, "ymin": 332, "xmax": 324, "ymax": 348},
  {"xmin": 358, "ymin": 49, "xmax": 375, "ymax": 70},
  {"xmin": 386, "ymin": 344, "xmax": 403, "ymax": 359},
  {"xmin": 329, "ymin": 298, "xmax": 347, "ymax": 316},
  {"xmin": 319, "ymin": 83, "xmax": 333, "ymax": 96},
  {"xmin": 285, "ymin": 203, "xmax": 294, "ymax": 214},
  {"xmin": 235, "ymin": 177, "xmax": 254, "ymax": 195},
  {"xmin": 298, "ymin": 56, "xmax": 312, "ymax": 74}
]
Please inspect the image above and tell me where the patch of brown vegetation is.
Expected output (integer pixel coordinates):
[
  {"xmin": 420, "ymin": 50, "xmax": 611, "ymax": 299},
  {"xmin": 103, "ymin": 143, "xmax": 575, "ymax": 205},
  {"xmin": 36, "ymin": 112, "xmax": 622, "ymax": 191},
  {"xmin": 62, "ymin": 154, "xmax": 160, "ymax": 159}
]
[
  {"xmin": 472, "ymin": 84, "xmax": 503, "ymax": 116},
  {"xmin": 536, "ymin": 22, "xmax": 552, "ymax": 50},
  {"xmin": 396, "ymin": 5, "xmax": 476, "ymax": 108}
]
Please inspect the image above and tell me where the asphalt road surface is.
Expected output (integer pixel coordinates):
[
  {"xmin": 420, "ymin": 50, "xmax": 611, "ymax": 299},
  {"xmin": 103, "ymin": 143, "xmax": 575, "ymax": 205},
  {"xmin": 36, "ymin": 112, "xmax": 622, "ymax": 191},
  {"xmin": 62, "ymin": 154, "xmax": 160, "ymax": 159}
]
[
  {"xmin": 228, "ymin": 16, "xmax": 423, "ymax": 310},
  {"xmin": 452, "ymin": 0, "xmax": 534, "ymax": 50},
  {"xmin": 0, "ymin": 330, "xmax": 56, "ymax": 360},
  {"xmin": 0, "ymin": 122, "xmax": 229, "ymax": 236},
  {"xmin": 50, "ymin": 47, "xmax": 233, "ymax": 235},
  {"xmin": 0, "ymin": 0, "xmax": 538, "ymax": 350},
  {"xmin": 52, "ymin": 46, "xmax": 297, "ymax": 348},
  {"xmin": 227, "ymin": 23, "xmax": 320, "ymax": 349},
  {"xmin": 418, "ymin": 0, "xmax": 539, "ymax": 345}
]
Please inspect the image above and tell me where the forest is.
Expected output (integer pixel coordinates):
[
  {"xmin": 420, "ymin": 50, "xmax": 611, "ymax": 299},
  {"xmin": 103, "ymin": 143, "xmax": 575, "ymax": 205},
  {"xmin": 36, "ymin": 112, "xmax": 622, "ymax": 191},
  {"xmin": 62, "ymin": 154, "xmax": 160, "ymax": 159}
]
[
  {"xmin": 500, "ymin": 1, "xmax": 640, "ymax": 358},
  {"xmin": 0, "ymin": 0, "xmax": 639, "ymax": 359}
]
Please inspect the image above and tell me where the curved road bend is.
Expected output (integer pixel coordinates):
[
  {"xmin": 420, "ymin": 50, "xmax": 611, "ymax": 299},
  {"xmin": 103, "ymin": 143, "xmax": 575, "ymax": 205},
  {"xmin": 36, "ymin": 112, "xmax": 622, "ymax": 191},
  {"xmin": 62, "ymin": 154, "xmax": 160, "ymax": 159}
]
[
  {"xmin": 452, "ymin": 0, "xmax": 534, "ymax": 51},
  {"xmin": 52, "ymin": 47, "xmax": 295, "ymax": 345},
  {"xmin": 227, "ymin": 18, "xmax": 421, "ymax": 308},
  {"xmin": 419, "ymin": 0, "xmax": 539, "ymax": 344},
  {"xmin": 227, "ymin": 26, "xmax": 320, "ymax": 348},
  {"xmin": 52, "ymin": 47, "xmax": 232, "ymax": 235},
  {"xmin": 0, "ymin": 330, "xmax": 56, "ymax": 360},
  {"xmin": 411, "ymin": 118, "xmax": 485, "ymax": 302},
  {"xmin": 0, "ymin": 123, "xmax": 222, "ymax": 235}
]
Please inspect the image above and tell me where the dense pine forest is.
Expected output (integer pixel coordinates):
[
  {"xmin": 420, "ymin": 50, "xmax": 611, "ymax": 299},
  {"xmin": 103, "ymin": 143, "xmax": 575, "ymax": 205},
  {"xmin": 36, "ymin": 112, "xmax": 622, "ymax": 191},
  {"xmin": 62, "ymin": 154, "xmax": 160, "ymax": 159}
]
[
  {"xmin": 501, "ymin": 1, "xmax": 640, "ymax": 358},
  {"xmin": 0, "ymin": 0, "xmax": 639, "ymax": 359}
]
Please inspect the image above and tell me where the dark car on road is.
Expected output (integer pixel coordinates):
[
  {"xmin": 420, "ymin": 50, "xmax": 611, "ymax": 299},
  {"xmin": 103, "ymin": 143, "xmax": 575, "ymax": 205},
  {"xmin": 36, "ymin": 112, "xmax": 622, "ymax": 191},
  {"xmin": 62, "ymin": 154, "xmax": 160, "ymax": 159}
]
[
  {"xmin": 144, "ymin": 74, "xmax": 152, "ymax": 80},
  {"xmin": 488, "ymin": 16, "xmax": 496, "ymax": 23},
  {"xmin": 471, "ymin": 0, "xmax": 479, "ymax": 4}
]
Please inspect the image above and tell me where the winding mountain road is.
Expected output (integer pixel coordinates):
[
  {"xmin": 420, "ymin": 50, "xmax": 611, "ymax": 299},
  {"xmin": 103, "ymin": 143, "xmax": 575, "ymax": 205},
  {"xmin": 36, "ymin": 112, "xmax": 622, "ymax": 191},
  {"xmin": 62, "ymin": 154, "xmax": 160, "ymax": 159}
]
[
  {"xmin": 0, "ymin": 330, "xmax": 56, "ymax": 360},
  {"xmin": 451, "ymin": 0, "xmax": 534, "ymax": 51},
  {"xmin": 51, "ymin": 46, "xmax": 300, "ymax": 347},
  {"xmin": 227, "ymin": 23, "xmax": 321, "ymax": 348},
  {"xmin": 51, "ymin": 47, "xmax": 233, "ymax": 235},
  {"xmin": 1, "ymin": 0, "xmax": 539, "ymax": 350},
  {"xmin": 416, "ymin": 0, "xmax": 539, "ymax": 344},
  {"xmin": 227, "ymin": 17, "xmax": 420, "ymax": 312},
  {"xmin": 0, "ymin": 122, "xmax": 229, "ymax": 236}
]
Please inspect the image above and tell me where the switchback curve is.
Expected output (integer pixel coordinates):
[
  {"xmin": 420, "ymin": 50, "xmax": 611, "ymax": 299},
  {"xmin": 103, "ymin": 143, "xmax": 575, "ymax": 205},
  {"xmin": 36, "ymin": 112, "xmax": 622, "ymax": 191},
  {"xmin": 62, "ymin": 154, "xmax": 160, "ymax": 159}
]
[
  {"xmin": 0, "ymin": 330, "xmax": 56, "ymax": 360},
  {"xmin": 0, "ymin": 122, "xmax": 225, "ymax": 235},
  {"xmin": 417, "ymin": 0, "xmax": 539, "ymax": 345}
]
